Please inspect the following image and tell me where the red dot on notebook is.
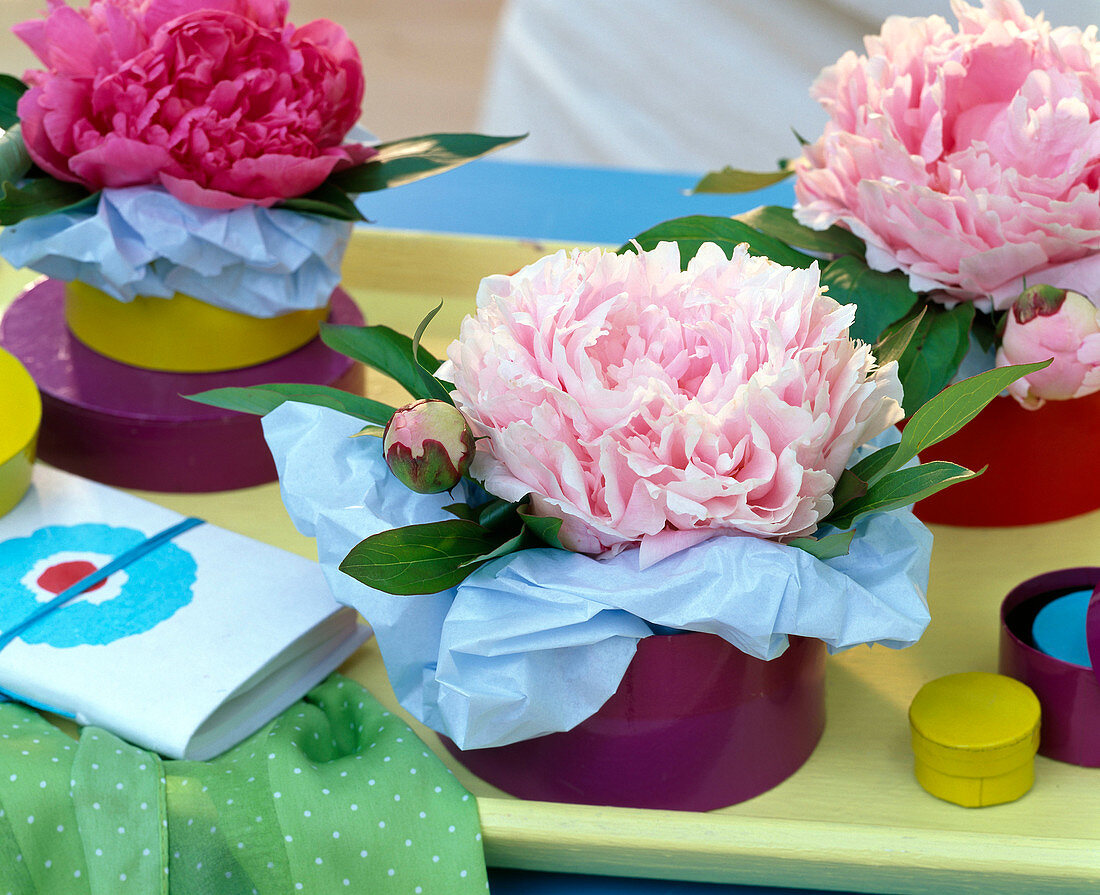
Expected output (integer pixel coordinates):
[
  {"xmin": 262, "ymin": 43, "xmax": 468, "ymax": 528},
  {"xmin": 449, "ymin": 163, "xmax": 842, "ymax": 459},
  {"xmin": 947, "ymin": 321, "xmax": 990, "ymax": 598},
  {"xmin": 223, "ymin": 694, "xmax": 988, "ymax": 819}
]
[{"xmin": 36, "ymin": 561, "xmax": 107, "ymax": 595}]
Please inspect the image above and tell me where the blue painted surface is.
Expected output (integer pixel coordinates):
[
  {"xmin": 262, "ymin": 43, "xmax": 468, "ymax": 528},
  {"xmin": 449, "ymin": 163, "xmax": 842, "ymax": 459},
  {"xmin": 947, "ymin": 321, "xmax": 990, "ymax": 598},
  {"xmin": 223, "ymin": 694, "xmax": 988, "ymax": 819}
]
[
  {"xmin": 488, "ymin": 869, "xmax": 861, "ymax": 895},
  {"xmin": 1032, "ymin": 590, "xmax": 1093, "ymax": 667},
  {"xmin": 356, "ymin": 158, "xmax": 797, "ymax": 245}
]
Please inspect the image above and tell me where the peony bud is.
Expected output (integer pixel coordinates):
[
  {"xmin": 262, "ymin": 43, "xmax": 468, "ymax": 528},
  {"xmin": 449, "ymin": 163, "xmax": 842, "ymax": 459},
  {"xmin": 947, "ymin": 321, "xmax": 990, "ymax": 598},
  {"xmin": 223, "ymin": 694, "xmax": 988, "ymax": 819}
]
[
  {"xmin": 382, "ymin": 399, "xmax": 475, "ymax": 493},
  {"xmin": 996, "ymin": 286, "xmax": 1100, "ymax": 409}
]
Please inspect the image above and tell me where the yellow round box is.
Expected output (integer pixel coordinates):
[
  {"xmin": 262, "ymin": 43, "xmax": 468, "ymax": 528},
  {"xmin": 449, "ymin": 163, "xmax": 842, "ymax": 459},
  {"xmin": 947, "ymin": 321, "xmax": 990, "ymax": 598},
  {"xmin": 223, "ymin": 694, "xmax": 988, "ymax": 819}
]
[
  {"xmin": 64, "ymin": 281, "xmax": 329, "ymax": 373},
  {"xmin": 909, "ymin": 672, "xmax": 1040, "ymax": 808},
  {"xmin": 0, "ymin": 348, "xmax": 42, "ymax": 517}
]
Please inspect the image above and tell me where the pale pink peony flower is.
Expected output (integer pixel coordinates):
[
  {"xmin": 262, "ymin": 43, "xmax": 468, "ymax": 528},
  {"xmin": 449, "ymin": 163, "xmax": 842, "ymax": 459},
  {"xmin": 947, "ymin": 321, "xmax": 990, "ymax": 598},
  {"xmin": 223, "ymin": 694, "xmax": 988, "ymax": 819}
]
[
  {"xmin": 997, "ymin": 285, "xmax": 1100, "ymax": 408},
  {"xmin": 794, "ymin": 0, "xmax": 1100, "ymax": 311},
  {"xmin": 438, "ymin": 242, "xmax": 904, "ymax": 567},
  {"xmin": 15, "ymin": 0, "xmax": 374, "ymax": 209}
]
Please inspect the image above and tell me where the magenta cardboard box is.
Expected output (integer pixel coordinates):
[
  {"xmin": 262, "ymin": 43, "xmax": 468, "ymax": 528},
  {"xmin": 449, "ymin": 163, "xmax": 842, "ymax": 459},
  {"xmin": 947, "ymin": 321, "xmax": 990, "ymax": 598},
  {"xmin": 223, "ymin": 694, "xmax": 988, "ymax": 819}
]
[
  {"xmin": 0, "ymin": 279, "xmax": 363, "ymax": 493},
  {"xmin": 999, "ymin": 567, "xmax": 1100, "ymax": 767}
]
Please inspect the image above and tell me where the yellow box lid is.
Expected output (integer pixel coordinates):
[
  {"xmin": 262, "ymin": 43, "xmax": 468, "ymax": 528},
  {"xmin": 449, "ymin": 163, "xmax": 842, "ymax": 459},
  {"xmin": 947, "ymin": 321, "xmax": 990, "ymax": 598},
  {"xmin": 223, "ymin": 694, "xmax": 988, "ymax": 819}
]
[
  {"xmin": 909, "ymin": 672, "xmax": 1040, "ymax": 780},
  {"xmin": 0, "ymin": 347, "xmax": 41, "ymax": 516}
]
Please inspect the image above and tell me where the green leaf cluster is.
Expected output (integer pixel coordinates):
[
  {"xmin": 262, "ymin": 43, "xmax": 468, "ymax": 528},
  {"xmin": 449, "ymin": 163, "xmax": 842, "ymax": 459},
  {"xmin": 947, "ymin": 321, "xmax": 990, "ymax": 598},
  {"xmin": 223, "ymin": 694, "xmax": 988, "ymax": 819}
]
[{"xmin": 813, "ymin": 359, "xmax": 1050, "ymax": 536}]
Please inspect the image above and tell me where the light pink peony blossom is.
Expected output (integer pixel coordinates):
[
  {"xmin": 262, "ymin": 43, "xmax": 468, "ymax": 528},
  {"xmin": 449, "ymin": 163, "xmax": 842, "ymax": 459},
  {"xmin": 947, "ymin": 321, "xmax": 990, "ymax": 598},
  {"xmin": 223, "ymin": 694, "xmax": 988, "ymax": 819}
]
[
  {"xmin": 997, "ymin": 285, "xmax": 1100, "ymax": 408},
  {"xmin": 794, "ymin": 0, "xmax": 1100, "ymax": 311},
  {"xmin": 15, "ymin": 0, "xmax": 374, "ymax": 209},
  {"xmin": 438, "ymin": 242, "xmax": 904, "ymax": 567}
]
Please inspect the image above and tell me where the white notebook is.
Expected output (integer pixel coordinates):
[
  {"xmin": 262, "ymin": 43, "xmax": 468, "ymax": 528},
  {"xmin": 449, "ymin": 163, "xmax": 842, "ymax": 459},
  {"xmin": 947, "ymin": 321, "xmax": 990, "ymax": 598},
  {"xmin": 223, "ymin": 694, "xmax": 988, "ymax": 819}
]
[{"xmin": 0, "ymin": 465, "xmax": 370, "ymax": 759}]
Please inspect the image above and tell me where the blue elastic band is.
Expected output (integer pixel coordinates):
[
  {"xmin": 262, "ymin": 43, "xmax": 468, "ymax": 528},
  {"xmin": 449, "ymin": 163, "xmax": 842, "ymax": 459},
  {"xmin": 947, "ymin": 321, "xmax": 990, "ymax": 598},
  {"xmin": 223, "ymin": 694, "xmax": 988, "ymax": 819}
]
[{"xmin": 0, "ymin": 516, "xmax": 204, "ymax": 715}]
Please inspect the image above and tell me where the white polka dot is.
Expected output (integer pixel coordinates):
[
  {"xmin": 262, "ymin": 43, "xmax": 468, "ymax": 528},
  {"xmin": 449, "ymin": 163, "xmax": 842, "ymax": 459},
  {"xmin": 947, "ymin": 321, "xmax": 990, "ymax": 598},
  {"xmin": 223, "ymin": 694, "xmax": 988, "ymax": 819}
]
[
  {"xmin": 57, "ymin": 825, "xmax": 64, "ymax": 833},
  {"xmin": 118, "ymin": 827, "xmax": 126, "ymax": 835},
  {"xmin": 38, "ymin": 781, "xmax": 50, "ymax": 789},
  {"xmin": 432, "ymin": 856, "xmax": 440, "ymax": 863},
  {"xmin": 387, "ymin": 869, "xmax": 395, "ymax": 877},
  {"xmin": 116, "ymin": 783, "xmax": 123, "ymax": 790},
  {"xmin": 315, "ymin": 858, "xmax": 323, "ymax": 865},
  {"xmin": 7, "ymin": 775, "xmax": 14, "ymax": 782},
  {"xmin": 285, "ymin": 835, "xmax": 293, "ymax": 843},
  {"xmin": 74, "ymin": 871, "xmax": 80, "ymax": 878},
  {"xmin": 143, "ymin": 848, "xmax": 150, "ymax": 857},
  {"xmin": 460, "ymin": 870, "xmax": 468, "ymax": 878},
  {"xmin": 449, "ymin": 825, "xmax": 456, "ymax": 832},
  {"xmin": 295, "ymin": 885, "xmax": 303, "ymax": 891},
  {"xmin": 44, "ymin": 860, "xmax": 51, "ymax": 869},
  {"xmin": 210, "ymin": 826, "xmax": 217, "ymax": 834},
  {"xmin": 410, "ymin": 768, "xmax": 417, "ymax": 775},
  {"xmin": 405, "ymin": 839, "xmax": 412, "ymax": 847},
  {"xmin": 26, "ymin": 816, "xmax": 33, "ymax": 825},
  {"xmin": 360, "ymin": 850, "xmax": 368, "ymax": 858},
  {"xmin": 95, "ymin": 849, "xmax": 103, "ymax": 857},
  {"xmin": 293, "ymin": 768, "xmax": 302, "ymax": 775},
  {"xmin": 343, "ymin": 881, "xmax": 350, "ymax": 887},
  {"xmin": 303, "ymin": 810, "xmax": 311, "ymax": 818},
  {"xmin": 419, "ymin": 812, "xmax": 426, "ymax": 819},
  {"xmin": 350, "ymin": 803, "xmax": 359, "ymax": 811},
  {"xmin": 120, "ymin": 874, "xmax": 126, "ymax": 882},
  {"xmin": 93, "ymin": 803, "xmax": 101, "ymax": 810},
  {"xmin": 394, "ymin": 795, "xmax": 401, "ymax": 802},
  {"xmin": 378, "ymin": 821, "xmax": 386, "ymax": 829},
  {"xmin": 273, "ymin": 792, "xmax": 282, "ymax": 799}
]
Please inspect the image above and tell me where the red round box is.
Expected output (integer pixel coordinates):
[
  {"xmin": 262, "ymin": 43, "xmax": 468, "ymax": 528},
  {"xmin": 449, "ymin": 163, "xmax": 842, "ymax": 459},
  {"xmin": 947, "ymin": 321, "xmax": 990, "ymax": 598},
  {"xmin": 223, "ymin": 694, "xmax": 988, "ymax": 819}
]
[
  {"xmin": 443, "ymin": 632, "xmax": 826, "ymax": 812},
  {"xmin": 914, "ymin": 391, "xmax": 1100, "ymax": 527}
]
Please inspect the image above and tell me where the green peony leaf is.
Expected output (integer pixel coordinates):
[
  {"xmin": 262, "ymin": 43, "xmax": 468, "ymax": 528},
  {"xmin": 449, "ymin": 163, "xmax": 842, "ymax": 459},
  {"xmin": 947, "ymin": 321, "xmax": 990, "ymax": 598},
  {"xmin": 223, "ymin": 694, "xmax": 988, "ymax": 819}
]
[
  {"xmin": 339, "ymin": 519, "xmax": 505, "ymax": 595},
  {"xmin": 0, "ymin": 75, "xmax": 27, "ymax": 131},
  {"xmin": 850, "ymin": 359, "xmax": 1052, "ymax": 485},
  {"xmin": 320, "ymin": 322, "xmax": 445, "ymax": 402},
  {"xmin": 329, "ymin": 133, "xmax": 525, "ymax": 194},
  {"xmin": 872, "ymin": 308, "xmax": 926, "ymax": 370},
  {"xmin": 517, "ymin": 509, "xmax": 565, "ymax": 550},
  {"xmin": 411, "ymin": 302, "xmax": 455, "ymax": 404},
  {"xmin": 891, "ymin": 303, "xmax": 975, "ymax": 416},
  {"xmin": 278, "ymin": 182, "xmax": 367, "ymax": 221},
  {"xmin": 621, "ymin": 215, "xmax": 817, "ymax": 270},
  {"xmin": 0, "ymin": 176, "xmax": 93, "ymax": 225},
  {"xmin": 789, "ymin": 528, "xmax": 856, "ymax": 560},
  {"xmin": 819, "ymin": 256, "xmax": 921, "ymax": 347},
  {"xmin": 184, "ymin": 383, "xmax": 396, "ymax": 425},
  {"xmin": 692, "ymin": 165, "xmax": 794, "ymax": 194},
  {"xmin": 733, "ymin": 206, "xmax": 864, "ymax": 258},
  {"xmin": 0, "ymin": 124, "xmax": 31, "ymax": 186},
  {"xmin": 477, "ymin": 498, "xmax": 522, "ymax": 531},
  {"xmin": 824, "ymin": 461, "xmax": 981, "ymax": 530}
]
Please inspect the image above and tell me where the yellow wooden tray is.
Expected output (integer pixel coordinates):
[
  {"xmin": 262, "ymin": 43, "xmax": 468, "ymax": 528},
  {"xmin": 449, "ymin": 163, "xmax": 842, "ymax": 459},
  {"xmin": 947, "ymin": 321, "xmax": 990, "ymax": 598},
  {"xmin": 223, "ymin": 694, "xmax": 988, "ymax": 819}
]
[{"xmin": 3, "ymin": 229, "xmax": 1100, "ymax": 893}]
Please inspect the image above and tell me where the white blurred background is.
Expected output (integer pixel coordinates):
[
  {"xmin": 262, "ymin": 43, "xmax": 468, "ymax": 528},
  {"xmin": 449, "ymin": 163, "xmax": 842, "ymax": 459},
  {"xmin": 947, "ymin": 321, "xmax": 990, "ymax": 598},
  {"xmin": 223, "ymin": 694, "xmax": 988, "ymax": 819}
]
[{"xmin": 3, "ymin": 0, "xmax": 1097, "ymax": 172}]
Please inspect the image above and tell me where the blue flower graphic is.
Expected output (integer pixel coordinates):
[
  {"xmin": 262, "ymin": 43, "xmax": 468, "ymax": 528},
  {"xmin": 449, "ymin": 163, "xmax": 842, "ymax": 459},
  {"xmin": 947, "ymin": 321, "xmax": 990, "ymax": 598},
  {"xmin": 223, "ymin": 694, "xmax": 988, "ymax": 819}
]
[{"xmin": 0, "ymin": 523, "xmax": 197, "ymax": 648}]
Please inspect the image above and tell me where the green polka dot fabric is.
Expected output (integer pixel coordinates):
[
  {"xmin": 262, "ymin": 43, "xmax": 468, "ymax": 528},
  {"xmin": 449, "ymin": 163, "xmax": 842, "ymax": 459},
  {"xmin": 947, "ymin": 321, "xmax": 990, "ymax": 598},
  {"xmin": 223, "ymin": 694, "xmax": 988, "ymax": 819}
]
[{"xmin": 0, "ymin": 675, "xmax": 489, "ymax": 894}]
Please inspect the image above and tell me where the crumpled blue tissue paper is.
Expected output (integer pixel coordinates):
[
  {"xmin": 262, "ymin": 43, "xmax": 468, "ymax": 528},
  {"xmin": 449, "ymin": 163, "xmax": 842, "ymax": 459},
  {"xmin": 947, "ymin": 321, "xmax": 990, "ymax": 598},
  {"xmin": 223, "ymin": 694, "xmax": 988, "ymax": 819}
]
[
  {"xmin": 263, "ymin": 402, "xmax": 933, "ymax": 750},
  {"xmin": 0, "ymin": 185, "xmax": 351, "ymax": 317}
]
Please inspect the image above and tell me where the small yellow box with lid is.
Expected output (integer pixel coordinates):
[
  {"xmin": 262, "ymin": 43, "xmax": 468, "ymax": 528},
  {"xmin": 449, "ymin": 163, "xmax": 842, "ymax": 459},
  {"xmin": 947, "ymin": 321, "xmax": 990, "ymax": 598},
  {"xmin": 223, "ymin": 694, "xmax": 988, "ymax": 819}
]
[{"xmin": 909, "ymin": 671, "xmax": 1040, "ymax": 808}]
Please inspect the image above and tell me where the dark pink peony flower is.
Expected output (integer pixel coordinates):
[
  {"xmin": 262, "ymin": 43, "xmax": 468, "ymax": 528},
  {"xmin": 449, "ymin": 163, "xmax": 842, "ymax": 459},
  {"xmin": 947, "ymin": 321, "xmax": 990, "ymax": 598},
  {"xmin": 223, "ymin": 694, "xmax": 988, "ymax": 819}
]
[
  {"xmin": 794, "ymin": 0, "xmax": 1100, "ymax": 310},
  {"xmin": 15, "ymin": 0, "xmax": 374, "ymax": 208}
]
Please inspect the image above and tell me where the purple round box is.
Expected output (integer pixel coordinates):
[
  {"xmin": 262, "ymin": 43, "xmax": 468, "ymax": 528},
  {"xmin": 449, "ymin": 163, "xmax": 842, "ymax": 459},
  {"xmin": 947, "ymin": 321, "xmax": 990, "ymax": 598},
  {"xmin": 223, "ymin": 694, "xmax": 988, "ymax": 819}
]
[
  {"xmin": 443, "ymin": 632, "xmax": 826, "ymax": 812},
  {"xmin": 0, "ymin": 278, "xmax": 363, "ymax": 493},
  {"xmin": 999, "ymin": 568, "xmax": 1100, "ymax": 767}
]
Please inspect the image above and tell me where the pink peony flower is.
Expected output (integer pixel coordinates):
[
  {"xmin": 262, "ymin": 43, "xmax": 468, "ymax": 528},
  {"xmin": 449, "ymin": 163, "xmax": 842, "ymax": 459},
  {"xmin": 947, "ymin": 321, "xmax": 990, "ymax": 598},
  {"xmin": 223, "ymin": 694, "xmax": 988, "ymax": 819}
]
[
  {"xmin": 15, "ymin": 0, "xmax": 374, "ymax": 209},
  {"xmin": 794, "ymin": 0, "xmax": 1100, "ymax": 310},
  {"xmin": 383, "ymin": 399, "xmax": 475, "ymax": 494},
  {"xmin": 997, "ymin": 285, "xmax": 1100, "ymax": 408},
  {"xmin": 438, "ymin": 242, "xmax": 904, "ymax": 567}
]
